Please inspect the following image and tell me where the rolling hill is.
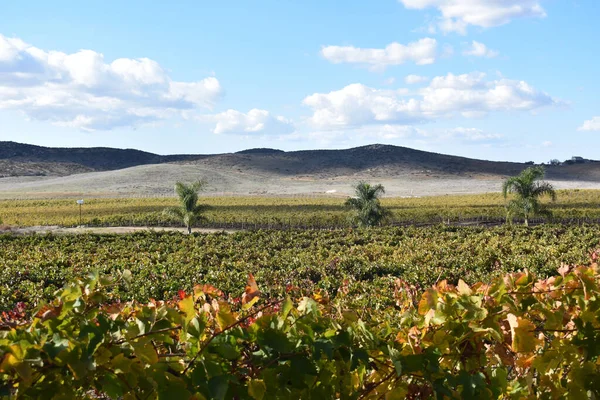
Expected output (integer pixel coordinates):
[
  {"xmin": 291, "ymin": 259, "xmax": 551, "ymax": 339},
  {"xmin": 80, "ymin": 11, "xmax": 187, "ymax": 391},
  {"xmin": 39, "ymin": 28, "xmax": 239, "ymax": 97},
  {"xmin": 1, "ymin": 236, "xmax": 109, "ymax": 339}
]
[{"xmin": 0, "ymin": 141, "xmax": 599, "ymax": 198}]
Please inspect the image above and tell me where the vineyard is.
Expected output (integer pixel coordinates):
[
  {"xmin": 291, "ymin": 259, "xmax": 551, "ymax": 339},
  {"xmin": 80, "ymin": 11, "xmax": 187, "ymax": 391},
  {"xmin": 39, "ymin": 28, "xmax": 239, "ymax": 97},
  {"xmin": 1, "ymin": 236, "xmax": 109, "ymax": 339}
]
[
  {"xmin": 0, "ymin": 228, "xmax": 599, "ymax": 398},
  {"xmin": 2, "ymin": 189, "xmax": 600, "ymax": 228},
  {"xmin": 2, "ymin": 193, "xmax": 600, "ymax": 397},
  {"xmin": 1, "ymin": 225, "xmax": 599, "ymax": 311}
]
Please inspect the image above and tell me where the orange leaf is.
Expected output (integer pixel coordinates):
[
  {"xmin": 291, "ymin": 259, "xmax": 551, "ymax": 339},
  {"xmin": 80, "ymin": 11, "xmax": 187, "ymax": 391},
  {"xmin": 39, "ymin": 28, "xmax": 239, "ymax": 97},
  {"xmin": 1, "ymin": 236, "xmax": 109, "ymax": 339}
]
[
  {"xmin": 35, "ymin": 304, "xmax": 62, "ymax": 322},
  {"xmin": 242, "ymin": 273, "xmax": 260, "ymax": 305}
]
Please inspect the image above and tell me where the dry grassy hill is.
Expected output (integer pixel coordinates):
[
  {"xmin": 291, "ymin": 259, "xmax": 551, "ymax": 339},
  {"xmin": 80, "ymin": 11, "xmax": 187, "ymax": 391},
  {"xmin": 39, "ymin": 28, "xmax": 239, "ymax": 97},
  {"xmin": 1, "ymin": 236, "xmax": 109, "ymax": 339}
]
[{"xmin": 1, "ymin": 141, "xmax": 599, "ymax": 198}]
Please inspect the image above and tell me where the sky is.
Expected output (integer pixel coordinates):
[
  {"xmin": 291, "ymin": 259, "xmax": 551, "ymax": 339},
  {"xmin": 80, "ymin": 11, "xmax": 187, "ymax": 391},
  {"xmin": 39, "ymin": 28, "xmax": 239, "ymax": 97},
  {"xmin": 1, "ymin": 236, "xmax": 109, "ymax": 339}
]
[{"xmin": 0, "ymin": 0, "xmax": 598, "ymax": 162}]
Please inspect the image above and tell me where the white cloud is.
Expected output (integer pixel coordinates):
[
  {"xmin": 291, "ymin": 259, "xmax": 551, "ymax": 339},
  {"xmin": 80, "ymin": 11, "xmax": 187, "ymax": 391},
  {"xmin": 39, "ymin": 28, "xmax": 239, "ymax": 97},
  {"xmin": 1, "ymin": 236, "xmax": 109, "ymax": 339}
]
[
  {"xmin": 542, "ymin": 140, "xmax": 553, "ymax": 147},
  {"xmin": 0, "ymin": 34, "xmax": 223, "ymax": 130},
  {"xmin": 439, "ymin": 127, "xmax": 503, "ymax": 143},
  {"xmin": 321, "ymin": 38, "xmax": 437, "ymax": 70},
  {"xmin": 300, "ymin": 124, "xmax": 504, "ymax": 147},
  {"xmin": 209, "ymin": 109, "xmax": 294, "ymax": 135},
  {"xmin": 578, "ymin": 117, "xmax": 600, "ymax": 131},
  {"xmin": 463, "ymin": 41, "xmax": 499, "ymax": 58},
  {"xmin": 302, "ymin": 72, "xmax": 559, "ymax": 129},
  {"xmin": 303, "ymin": 84, "xmax": 423, "ymax": 128},
  {"xmin": 405, "ymin": 74, "xmax": 429, "ymax": 84},
  {"xmin": 360, "ymin": 124, "xmax": 424, "ymax": 140},
  {"xmin": 399, "ymin": 0, "xmax": 547, "ymax": 33},
  {"xmin": 300, "ymin": 125, "xmax": 426, "ymax": 146}
]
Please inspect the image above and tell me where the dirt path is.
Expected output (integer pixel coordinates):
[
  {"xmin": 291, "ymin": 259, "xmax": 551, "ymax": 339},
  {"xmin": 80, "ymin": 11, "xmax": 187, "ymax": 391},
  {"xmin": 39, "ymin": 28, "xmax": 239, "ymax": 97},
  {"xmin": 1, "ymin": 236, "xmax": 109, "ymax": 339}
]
[{"xmin": 3, "ymin": 226, "xmax": 239, "ymax": 235}]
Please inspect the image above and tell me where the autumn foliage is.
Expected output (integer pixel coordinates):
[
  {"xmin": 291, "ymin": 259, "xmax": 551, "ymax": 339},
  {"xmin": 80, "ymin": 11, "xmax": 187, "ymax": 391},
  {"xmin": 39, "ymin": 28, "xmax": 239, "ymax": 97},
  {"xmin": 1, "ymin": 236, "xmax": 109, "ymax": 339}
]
[{"xmin": 1, "ymin": 259, "xmax": 600, "ymax": 398}]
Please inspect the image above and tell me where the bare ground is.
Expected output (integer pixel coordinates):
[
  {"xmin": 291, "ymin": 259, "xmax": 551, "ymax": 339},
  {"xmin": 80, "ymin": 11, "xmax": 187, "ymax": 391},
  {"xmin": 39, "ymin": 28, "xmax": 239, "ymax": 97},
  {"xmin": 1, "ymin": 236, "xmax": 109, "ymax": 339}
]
[
  {"xmin": 2, "ymin": 161, "xmax": 600, "ymax": 200},
  {"xmin": 2, "ymin": 225, "xmax": 238, "ymax": 235}
]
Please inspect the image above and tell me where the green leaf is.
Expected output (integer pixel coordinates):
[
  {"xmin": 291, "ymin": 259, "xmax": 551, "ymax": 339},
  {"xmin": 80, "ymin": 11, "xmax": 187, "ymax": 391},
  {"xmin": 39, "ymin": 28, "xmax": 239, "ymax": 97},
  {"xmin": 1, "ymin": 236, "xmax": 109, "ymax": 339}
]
[
  {"xmin": 133, "ymin": 342, "xmax": 159, "ymax": 365},
  {"xmin": 99, "ymin": 373, "xmax": 125, "ymax": 399},
  {"xmin": 281, "ymin": 297, "xmax": 294, "ymax": 319},
  {"xmin": 208, "ymin": 375, "xmax": 229, "ymax": 400},
  {"xmin": 385, "ymin": 386, "xmax": 408, "ymax": 400},
  {"xmin": 212, "ymin": 342, "xmax": 240, "ymax": 360},
  {"xmin": 188, "ymin": 316, "xmax": 207, "ymax": 339},
  {"xmin": 248, "ymin": 379, "xmax": 266, "ymax": 400},
  {"xmin": 122, "ymin": 269, "xmax": 133, "ymax": 284},
  {"xmin": 490, "ymin": 367, "xmax": 508, "ymax": 398},
  {"xmin": 111, "ymin": 353, "xmax": 133, "ymax": 374}
]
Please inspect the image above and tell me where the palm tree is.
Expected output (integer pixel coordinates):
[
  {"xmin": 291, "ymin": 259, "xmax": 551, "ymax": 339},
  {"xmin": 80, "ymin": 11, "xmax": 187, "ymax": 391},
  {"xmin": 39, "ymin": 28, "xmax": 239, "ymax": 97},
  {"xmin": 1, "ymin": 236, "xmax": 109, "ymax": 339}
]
[
  {"xmin": 345, "ymin": 182, "xmax": 389, "ymax": 227},
  {"xmin": 502, "ymin": 166, "xmax": 556, "ymax": 226},
  {"xmin": 164, "ymin": 180, "xmax": 206, "ymax": 234}
]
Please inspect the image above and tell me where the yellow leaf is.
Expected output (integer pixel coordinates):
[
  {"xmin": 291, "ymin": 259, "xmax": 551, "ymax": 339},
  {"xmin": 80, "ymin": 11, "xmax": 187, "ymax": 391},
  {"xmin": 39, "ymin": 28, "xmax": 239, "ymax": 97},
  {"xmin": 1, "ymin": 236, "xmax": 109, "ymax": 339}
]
[
  {"xmin": 418, "ymin": 289, "xmax": 438, "ymax": 315},
  {"xmin": 217, "ymin": 303, "xmax": 237, "ymax": 330},
  {"xmin": 242, "ymin": 296, "xmax": 259, "ymax": 310},
  {"xmin": 507, "ymin": 313, "xmax": 540, "ymax": 353},
  {"xmin": 423, "ymin": 309, "xmax": 436, "ymax": 326},
  {"xmin": 457, "ymin": 279, "xmax": 472, "ymax": 296},
  {"xmin": 178, "ymin": 295, "xmax": 195, "ymax": 325}
]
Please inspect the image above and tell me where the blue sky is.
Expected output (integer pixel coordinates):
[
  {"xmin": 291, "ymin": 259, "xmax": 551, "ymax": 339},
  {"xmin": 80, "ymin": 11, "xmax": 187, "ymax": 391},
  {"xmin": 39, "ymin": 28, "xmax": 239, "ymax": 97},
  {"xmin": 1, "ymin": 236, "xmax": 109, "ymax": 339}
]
[{"xmin": 0, "ymin": 0, "xmax": 598, "ymax": 162}]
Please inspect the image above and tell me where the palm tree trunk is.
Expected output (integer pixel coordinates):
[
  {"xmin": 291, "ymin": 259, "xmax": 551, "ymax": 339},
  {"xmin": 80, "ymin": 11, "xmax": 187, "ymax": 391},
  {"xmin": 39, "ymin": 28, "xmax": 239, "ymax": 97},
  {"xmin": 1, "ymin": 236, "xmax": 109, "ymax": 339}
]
[{"xmin": 524, "ymin": 217, "xmax": 529, "ymax": 227}]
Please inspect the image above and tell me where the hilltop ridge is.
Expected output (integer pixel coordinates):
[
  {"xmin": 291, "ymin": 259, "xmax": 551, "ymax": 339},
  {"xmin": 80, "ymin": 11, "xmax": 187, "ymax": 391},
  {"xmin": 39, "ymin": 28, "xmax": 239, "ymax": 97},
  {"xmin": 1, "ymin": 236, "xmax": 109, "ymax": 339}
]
[{"xmin": 1, "ymin": 141, "xmax": 600, "ymax": 198}]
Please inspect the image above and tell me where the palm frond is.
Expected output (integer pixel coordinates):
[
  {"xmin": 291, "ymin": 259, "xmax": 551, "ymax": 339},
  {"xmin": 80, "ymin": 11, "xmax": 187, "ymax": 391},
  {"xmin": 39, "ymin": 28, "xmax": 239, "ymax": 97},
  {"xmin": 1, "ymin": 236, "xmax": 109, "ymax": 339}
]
[
  {"xmin": 163, "ymin": 207, "xmax": 184, "ymax": 220},
  {"xmin": 531, "ymin": 182, "xmax": 556, "ymax": 201}
]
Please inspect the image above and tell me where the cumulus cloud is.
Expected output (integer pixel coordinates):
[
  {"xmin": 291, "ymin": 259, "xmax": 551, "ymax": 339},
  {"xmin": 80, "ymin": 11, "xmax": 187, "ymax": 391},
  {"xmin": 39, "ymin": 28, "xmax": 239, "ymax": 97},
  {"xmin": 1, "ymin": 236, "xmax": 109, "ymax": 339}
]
[
  {"xmin": 405, "ymin": 74, "xmax": 429, "ymax": 84},
  {"xmin": 578, "ymin": 117, "xmax": 600, "ymax": 131},
  {"xmin": 321, "ymin": 38, "xmax": 437, "ymax": 70},
  {"xmin": 399, "ymin": 0, "xmax": 547, "ymax": 34},
  {"xmin": 0, "ymin": 34, "xmax": 223, "ymax": 130},
  {"xmin": 208, "ymin": 109, "xmax": 294, "ymax": 135},
  {"xmin": 439, "ymin": 127, "xmax": 503, "ymax": 143},
  {"xmin": 358, "ymin": 124, "xmax": 424, "ymax": 140},
  {"xmin": 302, "ymin": 125, "xmax": 503, "ymax": 147},
  {"xmin": 302, "ymin": 72, "xmax": 559, "ymax": 129},
  {"xmin": 298, "ymin": 124, "xmax": 426, "ymax": 146},
  {"xmin": 463, "ymin": 41, "xmax": 499, "ymax": 58}
]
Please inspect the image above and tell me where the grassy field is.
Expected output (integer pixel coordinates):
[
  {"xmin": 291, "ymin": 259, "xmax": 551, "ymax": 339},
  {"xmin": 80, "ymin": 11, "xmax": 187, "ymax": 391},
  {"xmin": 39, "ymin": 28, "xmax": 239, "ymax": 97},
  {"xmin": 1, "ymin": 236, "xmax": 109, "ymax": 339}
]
[{"xmin": 2, "ymin": 189, "xmax": 600, "ymax": 227}]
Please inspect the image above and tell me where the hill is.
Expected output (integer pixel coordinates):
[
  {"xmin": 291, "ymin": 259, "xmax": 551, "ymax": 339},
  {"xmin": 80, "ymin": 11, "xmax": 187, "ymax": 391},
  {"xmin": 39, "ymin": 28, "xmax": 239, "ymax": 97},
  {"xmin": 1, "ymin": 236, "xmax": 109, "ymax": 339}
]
[
  {"xmin": 0, "ymin": 141, "xmax": 210, "ymax": 176},
  {"xmin": 1, "ymin": 141, "xmax": 600, "ymax": 198},
  {"xmin": 0, "ymin": 141, "xmax": 528, "ymax": 177}
]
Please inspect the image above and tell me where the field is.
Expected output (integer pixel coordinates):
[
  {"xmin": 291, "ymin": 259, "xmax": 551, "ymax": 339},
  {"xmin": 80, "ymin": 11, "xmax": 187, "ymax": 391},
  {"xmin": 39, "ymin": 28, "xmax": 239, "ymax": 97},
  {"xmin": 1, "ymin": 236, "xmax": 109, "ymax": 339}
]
[
  {"xmin": 2, "ymin": 189, "xmax": 600, "ymax": 228},
  {"xmin": 1, "ymin": 225, "xmax": 599, "ymax": 311},
  {"xmin": 1, "ymin": 194, "xmax": 600, "ymax": 397}
]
